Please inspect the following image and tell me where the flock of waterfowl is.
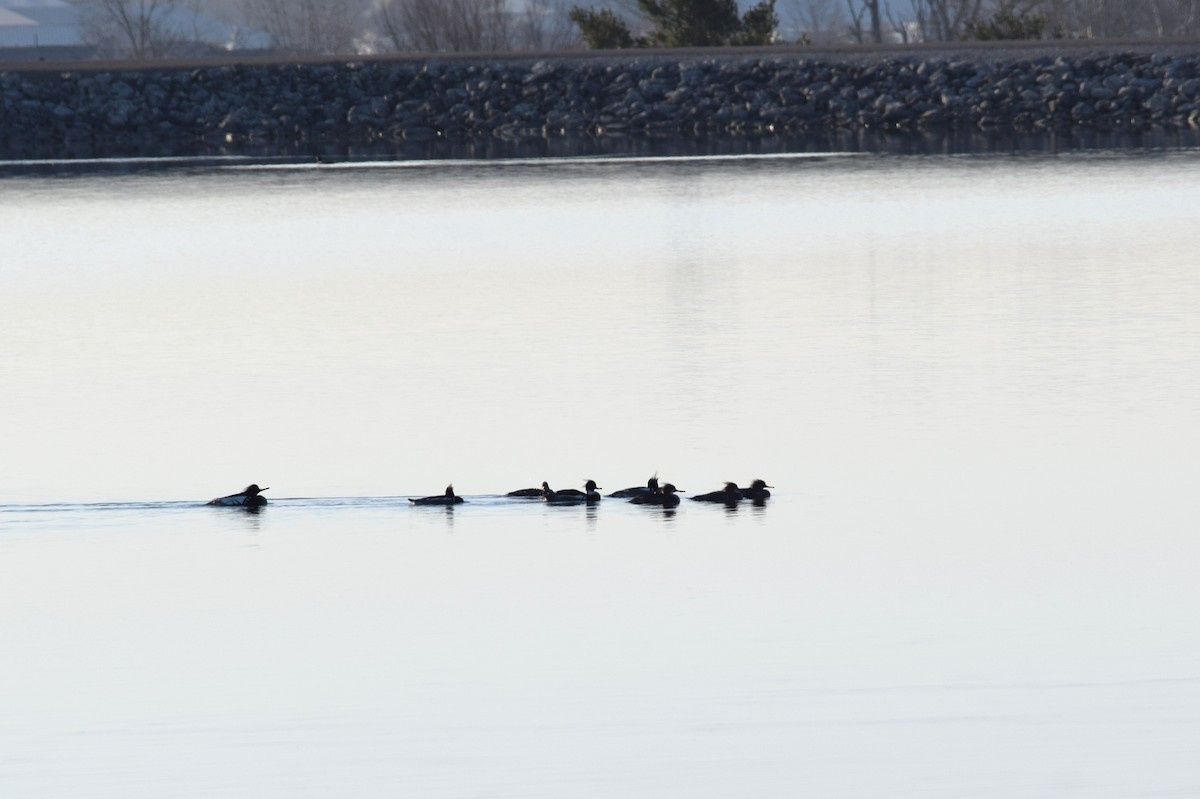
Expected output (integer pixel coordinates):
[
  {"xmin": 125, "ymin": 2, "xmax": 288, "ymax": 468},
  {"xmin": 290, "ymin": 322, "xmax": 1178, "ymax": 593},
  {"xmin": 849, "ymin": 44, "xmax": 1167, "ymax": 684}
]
[{"xmin": 206, "ymin": 477, "xmax": 772, "ymax": 510}]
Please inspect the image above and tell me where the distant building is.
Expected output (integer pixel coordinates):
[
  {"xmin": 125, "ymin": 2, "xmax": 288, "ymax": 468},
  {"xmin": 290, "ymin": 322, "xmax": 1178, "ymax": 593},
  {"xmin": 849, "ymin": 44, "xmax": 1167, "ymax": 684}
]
[
  {"xmin": 0, "ymin": 0, "xmax": 90, "ymax": 59},
  {"xmin": 0, "ymin": 0, "xmax": 270, "ymax": 61}
]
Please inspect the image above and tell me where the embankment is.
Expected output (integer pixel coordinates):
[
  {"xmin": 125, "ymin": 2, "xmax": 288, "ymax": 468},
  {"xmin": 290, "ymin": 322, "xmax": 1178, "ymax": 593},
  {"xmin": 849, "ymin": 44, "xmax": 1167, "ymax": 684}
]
[{"xmin": 3, "ymin": 41, "xmax": 1200, "ymax": 159}]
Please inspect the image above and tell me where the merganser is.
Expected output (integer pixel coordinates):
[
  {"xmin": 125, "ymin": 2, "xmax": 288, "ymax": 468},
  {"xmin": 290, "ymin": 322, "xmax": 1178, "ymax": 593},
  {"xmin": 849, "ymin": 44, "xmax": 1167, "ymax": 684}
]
[
  {"xmin": 507, "ymin": 481, "xmax": 551, "ymax": 498},
  {"xmin": 544, "ymin": 480, "xmax": 602, "ymax": 504},
  {"xmin": 740, "ymin": 480, "xmax": 772, "ymax": 501},
  {"xmin": 207, "ymin": 484, "xmax": 268, "ymax": 507},
  {"xmin": 690, "ymin": 482, "xmax": 743, "ymax": 504},
  {"xmin": 608, "ymin": 475, "xmax": 658, "ymax": 498},
  {"xmin": 552, "ymin": 480, "xmax": 601, "ymax": 498},
  {"xmin": 629, "ymin": 482, "xmax": 681, "ymax": 508},
  {"xmin": 409, "ymin": 484, "xmax": 465, "ymax": 505}
]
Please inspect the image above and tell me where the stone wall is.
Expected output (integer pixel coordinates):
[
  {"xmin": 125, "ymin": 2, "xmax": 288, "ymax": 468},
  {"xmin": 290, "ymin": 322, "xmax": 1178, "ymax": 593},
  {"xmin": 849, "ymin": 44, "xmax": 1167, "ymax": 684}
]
[{"xmin": 3, "ymin": 48, "xmax": 1200, "ymax": 157}]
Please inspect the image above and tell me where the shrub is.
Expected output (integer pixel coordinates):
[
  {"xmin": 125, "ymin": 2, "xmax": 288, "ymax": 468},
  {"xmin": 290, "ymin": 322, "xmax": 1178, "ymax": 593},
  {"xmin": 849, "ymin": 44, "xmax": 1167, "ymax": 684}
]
[{"xmin": 964, "ymin": 10, "xmax": 1047, "ymax": 41}]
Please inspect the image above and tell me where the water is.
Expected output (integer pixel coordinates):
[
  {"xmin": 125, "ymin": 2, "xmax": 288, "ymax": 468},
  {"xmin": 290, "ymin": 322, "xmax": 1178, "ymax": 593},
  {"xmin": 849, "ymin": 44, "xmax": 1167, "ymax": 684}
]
[{"xmin": 2, "ymin": 149, "xmax": 1199, "ymax": 797}]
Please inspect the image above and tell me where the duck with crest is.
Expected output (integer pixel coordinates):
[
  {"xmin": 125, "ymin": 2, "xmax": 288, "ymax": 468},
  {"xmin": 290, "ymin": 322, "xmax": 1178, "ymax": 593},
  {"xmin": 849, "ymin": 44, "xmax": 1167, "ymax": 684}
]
[
  {"xmin": 608, "ymin": 474, "xmax": 659, "ymax": 499},
  {"xmin": 409, "ymin": 484, "xmax": 465, "ymax": 505},
  {"xmin": 207, "ymin": 484, "xmax": 269, "ymax": 508},
  {"xmin": 690, "ymin": 482, "xmax": 744, "ymax": 504},
  {"xmin": 507, "ymin": 481, "xmax": 551, "ymax": 498},
  {"xmin": 629, "ymin": 482, "xmax": 682, "ymax": 508},
  {"xmin": 543, "ymin": 480, "xmax": 602, "ymax": 504},
  {"xmin": 741, "ymin": 480, "xmax": 772, "ymax": 502}
]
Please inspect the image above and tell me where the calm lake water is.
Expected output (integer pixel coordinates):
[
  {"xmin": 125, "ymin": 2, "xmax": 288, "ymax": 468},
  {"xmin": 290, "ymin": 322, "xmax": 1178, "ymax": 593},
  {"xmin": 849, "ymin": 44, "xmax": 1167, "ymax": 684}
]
[{"xmin": 2, "ymin": 149, "xmax": 1199, "ymax": 797}]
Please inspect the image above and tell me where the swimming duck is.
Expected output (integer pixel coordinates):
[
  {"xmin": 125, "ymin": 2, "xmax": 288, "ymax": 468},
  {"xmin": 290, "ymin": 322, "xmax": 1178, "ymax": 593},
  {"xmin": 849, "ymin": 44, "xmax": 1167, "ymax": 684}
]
[
  {"xmin": 740, "ymin": 480, "xmax": 772, "ymax": 501},
  {"xmin": 409, "ymin": 484, "xmax": 465, "ymax": 505},
  {"xmin": 629, "ymin": 482, "xmax": 681, "ymax": 508},
  {"xmin": 543, "ymin": 480, "xmax": 602, "ymax": 504},
  {"xmin": 690, "ymin": 482, "xmax": 743, "ymax": 504},
  {"xmin": 507, "ymin": 481, "xmax": 551, "ymax": 498},
  {"xmin": 552, "ymin": 480, "xmax": 601, "ymax": 498},
  {"xmin": 207, "ymin": 484, "xmax": 268, "ymax": 507},
  {"xmin": 608, "ymin": 475, "xmax": 658, "ymax": 498}
]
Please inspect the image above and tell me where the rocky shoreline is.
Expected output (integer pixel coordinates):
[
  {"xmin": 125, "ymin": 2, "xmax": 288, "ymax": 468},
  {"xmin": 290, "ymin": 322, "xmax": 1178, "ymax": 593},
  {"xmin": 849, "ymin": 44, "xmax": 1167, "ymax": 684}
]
[{"xmin": 3, "ymin": 44, "xmax": 1200, "ymax": 158}]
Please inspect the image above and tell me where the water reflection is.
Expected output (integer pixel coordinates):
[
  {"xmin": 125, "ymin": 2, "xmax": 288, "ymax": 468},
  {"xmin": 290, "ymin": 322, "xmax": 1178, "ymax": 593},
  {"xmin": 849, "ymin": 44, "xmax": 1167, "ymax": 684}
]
[
  {"xmin": 205, "ymin": 502, "xmax": 266, "ymax": 542},
  {"xmin": 6, "ymin": 126, "xmax": 1200, "ymax": 175},
  {"xmin": 404, "ymin": 501, "xmax": 458, "ymax": 530},
  {"xmin": 1, "ymin": 147, "xmax": 1197, "ymax": 799},
  {"xmin": 237, "ymin": 510, "xmax": 264, "ymax": 545}
]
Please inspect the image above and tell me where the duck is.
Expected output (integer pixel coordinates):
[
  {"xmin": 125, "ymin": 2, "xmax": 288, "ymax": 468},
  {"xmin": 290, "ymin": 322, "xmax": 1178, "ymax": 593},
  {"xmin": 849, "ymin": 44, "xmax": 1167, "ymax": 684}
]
[
  {"xmin": 507, "ymin": 481, "xmax": 551, "ymax": 498},
  {"xmin": 690, "ymin": 482, "xmax": 743, "ymax": 504},
  {"xmin": 608, "ymin": 475, "xmax": 658, "ymax": 498},
  {"xmin": 551, "ymin": 479, "xmax": 601, "ymax": 499},
  {"xmin": 629, "ymin": 482, "xmax": 682, "ymax": 508},
  {"xmin": 409, "ymin": 484, "xmax": 465, "ymax": 505},
  {"xmin": 207, "ymin": 484, "xmax": 268, "ymax": 507},
  {"xmin": 741, "ymin": 479, "xmax": 772, "ymax": 501},
  {"xmin": 543, "ymin": 480, "xmax": 602, "ymax": 504}
]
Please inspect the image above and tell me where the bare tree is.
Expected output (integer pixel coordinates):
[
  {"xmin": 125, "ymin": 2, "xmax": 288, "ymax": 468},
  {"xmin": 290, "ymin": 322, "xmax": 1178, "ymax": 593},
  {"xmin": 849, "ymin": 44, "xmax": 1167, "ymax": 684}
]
[
  {"xmin": 247, "ymin": 0, "xmax": 369, "ymax": 55},
  {"xmin": 375, "ymin": 0, "xmax": 513, "ymax": 52},
  {"xmin": 835, "ymin": 0, "xmax": 1200, "ymax": 41},
  {"xmin": 885, "ymin": 1, "xmax": 912, "ymax": 39},
  {"xmin": 782, "ymin": 0, "xmax": 846, "ymax": 41},
  {"xmin": 845, "ymin": 0, "xmax": 866, "ymax": 39},
  {"xmin": 992, "ymin": 0, "xmax": 1052, "ymax": 12},
  {"xmin": 374, "ymin": 0, "xmax": 405, "ymax": 49},
  {"xmin": 79, "ymin": 0, "xmax": 181, "ymax": 58},
  {"xmin": 515, "ymin": 0, "xmax": 582, "ymax": 49},
  {"xmin": 1031, "ymin": 0, "xmax": 1159, "ymax": 37},
  {"xmin": 845, "ymin": 0, "xmax": 882, "ymax": 40},
  {"xmin": 917, "ymin": 0, "xmax": 985, "ymax": 40},
  {"xmin": 1169, "ymin": 0, "xmax": 1200, "ymax": 35}
]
